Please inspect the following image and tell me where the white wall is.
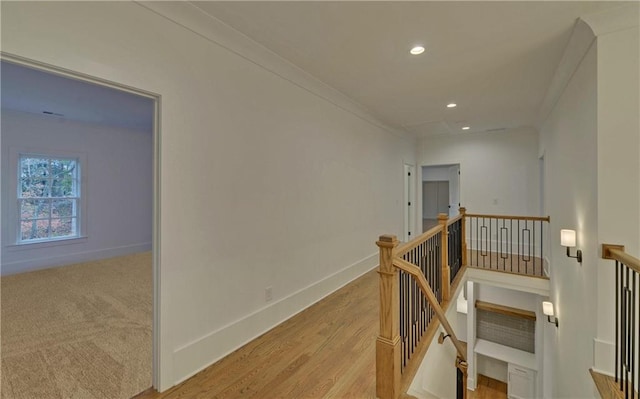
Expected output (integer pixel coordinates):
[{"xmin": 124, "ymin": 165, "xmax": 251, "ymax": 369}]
[
  {"xmin": 1, "ymin": 110, "xmax": 152, "ymax": 275},
  {"xmin": 409, "ymin": 290, "xmax": 462, "ymax": 399},
  {"xmin": 594, "ymin": 24, "xmax": 640, "ymax": 375},
  {"xmin": 540, "ymin": 7, "xmax": 639, "ymax": 397},
  {"xmin": 0, "ymin": 1, "xmax": 415, "ymax": 389},
  {"xmin": 422, "ymin": 165, "xmax": 451, "ymax": 181},
  {"xmin": 539, "ymin": 40, "xmax": 598, "ymax": 399},
  {"xmin": 417, "ymin": 128, "xmax": 540, "ymax": 219}
]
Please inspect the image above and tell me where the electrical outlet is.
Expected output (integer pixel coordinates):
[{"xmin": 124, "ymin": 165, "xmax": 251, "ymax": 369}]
[{"xmin": 265, "ymin": 286, "xmax": 273, "ymax": 302}]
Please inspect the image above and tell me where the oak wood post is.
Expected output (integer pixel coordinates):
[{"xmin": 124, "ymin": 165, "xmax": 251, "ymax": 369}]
[
  {"xmin": 459, "ymin": 207, "xmax": 467, "ymax": 266},
  {"xmin": 376, "ymin": 234, "xmax": 401, "ymax": 399},
  {"xmin": 438, "ymin": 213, "xmax": 450, "ymax": 301}
]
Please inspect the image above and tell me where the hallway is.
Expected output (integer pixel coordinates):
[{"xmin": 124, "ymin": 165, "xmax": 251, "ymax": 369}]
[{"xmin": 138, "ymin": 270, "xmax": 379, "ymax": 398}]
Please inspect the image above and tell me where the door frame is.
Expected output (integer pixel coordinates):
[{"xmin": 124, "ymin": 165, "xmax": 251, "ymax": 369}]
[
  {"xmin": 0, "ymin": 52, "xmax": 163, "ymax": 389},
  {"xmin": 403, "ymin": 163, "xmax": 416, "ymax": 242}
]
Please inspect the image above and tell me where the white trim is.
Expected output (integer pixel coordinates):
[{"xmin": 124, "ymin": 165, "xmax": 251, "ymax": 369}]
[
  {"xmin": 466, "ymin": 267, "xmax": 550, "ymax": 296},
  {"xmin": 1, "ymin": 241, "xmax": 151, "ymax": 276},
  {"xmin": 135, "ymin": 1, "xmax": 412, "ymax": 142},
  {"xmin": 593, "ymin": 338, "xmax": 615, "ymax": 376},
  {"xmin": 581, "ymin": 4, "xmax": 640, "ymax": 37},
  {"xmin": 6, "ymin": 235, "xmax": 88, "ymax": 250},
  {"xmin": 406, "ymin": 386, "xmax": 439, "ymax": 399},
  {"xmin": 171, "ymin": 252, "xmax": 378, "ymax": 386}
]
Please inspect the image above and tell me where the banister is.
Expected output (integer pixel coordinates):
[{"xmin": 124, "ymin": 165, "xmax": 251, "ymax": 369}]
[
  {"xmin": 601, "ymin": 243, "xmax": 640, "ymax": 399},
  {"xmin": 395, "ymin": 224, "xmax": 443, "ymax": 258},
  {"xmin": 464, "ymin": 213, "xmax": 550, "ymax": 222},
  {"xmin": 392, "ymin": 257, "xmax": 467, "ymax": 362},
  {"xmin": 602, "ymin": 244, "xmax": 640, "ymax": 274},
  {"xmin": 447, "ymin": 213, "xmax": 464, "ymax": 226}
]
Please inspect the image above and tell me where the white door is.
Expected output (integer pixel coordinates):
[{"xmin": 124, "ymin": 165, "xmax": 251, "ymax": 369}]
[{"xmin": 404, "ymin": 164, "xmax": 415, "ymax": 242}]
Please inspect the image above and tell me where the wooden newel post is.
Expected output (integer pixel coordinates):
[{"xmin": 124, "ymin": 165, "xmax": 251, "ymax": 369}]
[
  {"xmin": 438, "ymin": 213, "xmax": 450, "ymax": 301},
  {"xmin": 376, "ymin": 234, "xmax": 401, "ymax": 399},
  {"xmin": 459, "ymin": 207, "xmax": 467, "ymax": 266}
]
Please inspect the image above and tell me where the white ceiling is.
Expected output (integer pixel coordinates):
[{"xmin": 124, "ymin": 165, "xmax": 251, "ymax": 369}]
[
  {"xmin": 193, "ymin": 1, "xmax": 624, "ymax": 137},
  {"xmin": 1, "ymin": 61, "xmax": 154, "ymax": 132}
]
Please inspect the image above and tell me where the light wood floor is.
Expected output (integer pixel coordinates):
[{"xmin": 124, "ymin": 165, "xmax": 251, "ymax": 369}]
[
  {"xmin": 590, "ymin": 369, "xmax": 638, "ymax": 399},
  {"xmin": 137, "ymin": 269, "xmax": 380, "ymax": 399},
  {"xmin": 467, "ymin": 374, "xmax": 507, "ymax": 399},
  {"xmin": 468, "ymin": 250, "xmax": 546, "ymax": 278}
]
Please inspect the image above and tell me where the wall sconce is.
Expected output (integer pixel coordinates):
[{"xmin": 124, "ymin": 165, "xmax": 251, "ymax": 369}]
[
  {"xmin": 560, "ymin": 229, "xmax": 582, "ymax": 263},
  {"xmin": 542, "ymin": 301, "xmax": 558, "ymax": 327}
]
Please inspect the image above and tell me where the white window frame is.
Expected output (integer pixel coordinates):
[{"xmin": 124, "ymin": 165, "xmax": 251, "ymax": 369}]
[{"xmin": 7, "ymin": 147, "xmax": 87, "ymax": 248}]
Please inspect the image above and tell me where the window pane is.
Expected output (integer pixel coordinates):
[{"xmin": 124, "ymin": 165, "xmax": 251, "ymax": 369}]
[
  {"xmin": 52, "ymin": 159, "xmax": 77, "ymax": 178},
  {"xmin": 51, "ymin": 218, "xmax": 74, "ymax": 238},
  {"xmin": 20, "ymin": 220, "xmax": 32, "ymax": 241},
  {"xmin": 20, "ymin": 158, "xmax": 50, "ymax": 179},
  {"xmin": 51, "ymin": 178, "xmax": 75, "ymax": 197},
  {"xmin": 20, "ymin": 199, "xmax": 50, "ymax": 219},
  {"xmin": 21, "ymin": 219, "xmax": 50, "ymax": 241},
  {"xmin": 52, "ymin": 199, "xmax": 75, "ymax": 218},
  {"xmin": 20, "ymin": 177, "xmax": 50, "ymax": 198}
]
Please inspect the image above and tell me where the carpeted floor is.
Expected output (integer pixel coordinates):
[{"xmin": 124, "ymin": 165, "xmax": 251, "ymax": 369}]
[{"xmin": 1, "ymin": 252, "xmax": 152, "ymax": 399}]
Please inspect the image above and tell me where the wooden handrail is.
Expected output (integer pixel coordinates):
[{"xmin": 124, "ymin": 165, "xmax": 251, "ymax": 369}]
[
  {"xmin": 447, "ymin": 213, "xmax": 464, "ymax": 226},
  {"xmin": 392, "ymin": 257, "xmax": 467, "ymax": 362},
  {"xmin": 603, "ymin": 244, "xmax": 640, "ymax": 274},
  {"xmin": 464, "ymin": 213, "xmax": 550, "ymax": 222},
  {"xmin": 395, "ymin": 224, "xmax": 442, "ymax": 258},
  {"xmin": 475, "ymin": 300, "xmax": 536, "ymax": 321}
]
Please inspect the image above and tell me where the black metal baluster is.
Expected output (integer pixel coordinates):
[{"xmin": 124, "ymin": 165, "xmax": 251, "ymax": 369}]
[
  {"xmin": 533, "ymin": 219, "xmax": 536, "ymax": 276},
  {"xmin": 632, "ymin": 271, "xmax": 635, "ymax": 397},
  {"xmin": 616, "ymin": 260, "xmax": 620, "ymax": 383},
  {"xmin": 518, "ymin": 220, "xmax": 521, "ymax": 274},
  {"xmin": 511, "ymin": 219, "xmax": 514, "ymax": 273}
]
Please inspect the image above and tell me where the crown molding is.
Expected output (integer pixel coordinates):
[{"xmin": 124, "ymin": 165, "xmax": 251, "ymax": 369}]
[
  {"xmin": 536, "ymin": 4, "xmax": 639, "ymax": 129},
  {"xmin": 536, "ymin": 19, "xmax": 595, "ymax": 129},
  {"xmin": 581, "ymin": 3, "xmax": 639, "ymax": 37},
  {"xmin": 135, "ymin": 1, "xmax": 413, "ymax": 142}
]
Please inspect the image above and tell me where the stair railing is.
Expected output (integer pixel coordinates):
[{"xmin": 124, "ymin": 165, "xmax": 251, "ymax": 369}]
[
  {"xmin": 376, "ymin": 210, "xmax": 467, "ymax": 399},
  {"xmin": 602, "ymin": 244, "xmax": 640, "ymax": 399},
  {"xmin": 463, "ymin": 210, "xmax": 550, "ymax": 277}
]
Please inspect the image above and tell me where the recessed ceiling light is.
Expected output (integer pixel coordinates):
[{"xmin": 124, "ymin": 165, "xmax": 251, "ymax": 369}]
[
  {"xmin": 410, "ymin": 46, "xmax": 425, "ymax": 55},
  {"xmin": 447, "ymin": 103, "xmax": 457, "ymax": 108},
  {"xmin": 462, "ymin": 126, "xmax": 470, "ymax": 130}
]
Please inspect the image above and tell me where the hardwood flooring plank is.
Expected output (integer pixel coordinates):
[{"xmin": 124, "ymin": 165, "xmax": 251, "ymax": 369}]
[{"xmin": 138, "ymin": 270, "xmax": 379, "ymax": 399}]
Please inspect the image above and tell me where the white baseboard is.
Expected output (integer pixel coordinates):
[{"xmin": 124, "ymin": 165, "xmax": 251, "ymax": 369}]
[
  {"xmin": 407, "ymin": 386, "xmax": 439, "ymax": 399},
  {"xmin": 593, "ymin": 338, "xmax": 615, "ymax": 376},
  {"xmin": 171, "ymin": 252, "xmax": 378, "ymax": 386},
  {"xmin": 1, "ymin": 242, "xmax": 151, "ymax": 275}
]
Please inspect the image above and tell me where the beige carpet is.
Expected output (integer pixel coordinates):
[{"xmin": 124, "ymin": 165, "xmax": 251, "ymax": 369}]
[{"xmin": 1, "ymin": 252, "xmax": 152, "ymax": 399}]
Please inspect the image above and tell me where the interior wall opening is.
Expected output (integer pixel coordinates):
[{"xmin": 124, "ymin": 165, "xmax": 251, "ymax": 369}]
[{"xmin": 0, "ymin": 57, "xmax": 160, "ymax": 398}]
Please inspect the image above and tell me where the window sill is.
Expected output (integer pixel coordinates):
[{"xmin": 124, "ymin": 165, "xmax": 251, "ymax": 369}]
[{"xmin": 6, "ymin": 236, "xmax": 88, "ymax": 251}]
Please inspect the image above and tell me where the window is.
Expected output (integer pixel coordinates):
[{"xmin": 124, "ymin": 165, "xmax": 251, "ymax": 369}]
[{"xmin": 18, "ymin": 155, "xmax": 80, "ymax": 243}]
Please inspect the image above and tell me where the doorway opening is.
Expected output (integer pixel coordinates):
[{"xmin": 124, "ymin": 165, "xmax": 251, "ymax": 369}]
[
  {"xmin": 421, "ymin": 164, "xmax": 460, "ymax": 232},
  {"xmin": 0, "ymin": 55, "xmax": 160, "ymax": 398}
]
